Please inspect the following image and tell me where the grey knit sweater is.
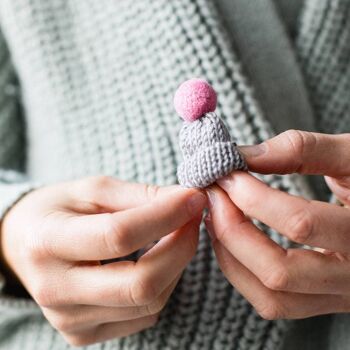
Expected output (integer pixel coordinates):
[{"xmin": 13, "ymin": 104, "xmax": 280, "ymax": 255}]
[{"xmin": 0, "ymin": 0, "xmax": 349, "ymax": 349}]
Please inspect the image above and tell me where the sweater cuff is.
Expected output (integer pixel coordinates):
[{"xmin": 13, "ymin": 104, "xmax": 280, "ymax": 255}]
[
  {"xmin": 0, "ymin": 170, "xmax": 40, "ymax": 297},
  {"xmin": 0, "ymin": 170, "xmax": 38, "ymax": 219},
  {"xmin": 0, "ymin": 182, "xmax": 37, "ymax": 220}
]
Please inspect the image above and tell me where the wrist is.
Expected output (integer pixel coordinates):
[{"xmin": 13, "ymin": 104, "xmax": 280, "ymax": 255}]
[{"xmin": 0, "ymin": 213, "xmax": 30, "ymax": 298}]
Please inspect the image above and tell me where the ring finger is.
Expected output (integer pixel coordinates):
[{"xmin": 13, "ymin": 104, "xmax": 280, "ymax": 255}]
[
  {"xmin": 207, "ymin": 185, "xmax": 350, "ymax": 295},
  {"xmin": 212, "ymin": 239, "xmax": 348, "ymax": 319}
]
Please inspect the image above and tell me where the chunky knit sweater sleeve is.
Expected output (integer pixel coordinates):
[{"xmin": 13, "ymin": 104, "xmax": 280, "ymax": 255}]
[{"xmin": 0, "ymin": 28, "xmax": 36, "ymax": 287}]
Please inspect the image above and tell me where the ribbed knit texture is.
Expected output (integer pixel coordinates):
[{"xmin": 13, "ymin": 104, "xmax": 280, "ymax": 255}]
[
  {"xmin": 296, "ymin": 0, "xmax": 350, "ymax": 134},
  {"xmin": 0, "ymin": 0, "xmax": 348, "ymax": 349},
  {"xmin": 177, "ymin": 112, "xmax": 247, "ymax": 188}
]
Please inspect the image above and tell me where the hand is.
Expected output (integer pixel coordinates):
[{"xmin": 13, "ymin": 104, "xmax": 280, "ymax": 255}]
[
  {"xmin": 0, "ymin": 176, "xmax": 206, "ymax": 346},
  {"xmin": 205, "ymin": 130, "xmax": 350, "ymax": 320}
]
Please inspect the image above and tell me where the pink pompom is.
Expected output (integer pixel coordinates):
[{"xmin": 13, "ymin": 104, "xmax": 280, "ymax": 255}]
[{"xmin": 174, "ymin": 78, "xmax": 217, "ymax": 122}]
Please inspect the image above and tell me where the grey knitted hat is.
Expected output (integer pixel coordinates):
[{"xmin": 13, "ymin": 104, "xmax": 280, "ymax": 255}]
[{"xmin": 174, "ymin": 79, "xmax": 247, "ymax": 188}]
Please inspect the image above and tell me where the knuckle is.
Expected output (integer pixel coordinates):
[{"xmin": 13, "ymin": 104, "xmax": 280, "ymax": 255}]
[
  {"xmin": 131, "ymin": 275, "xmax": 158, "ymax": 306},
  {"xmin": 80, "ymin": 175, "xmax": 114, "ymax": 206},
  {"xmin": 286, "ymin": 208, "xmax": 314, "ymax": 243},
  {"xmin": 144, "ymin": 295, "xmax": 167, "ymax": 316},
  {"xmin": 283, "ymin": 129, "xmax": 305, "ymax": 153},
  {"xmin": 103, "ymin": 215, "xmax": 132, "ymax": 256},
  {"xmin": 146, "ymin": 313, "xmax": 160, "ymax": 327},
  {"xmin": 27, "ymin": 219, "xmax": 56, "ymax": 264},
  {"xmin": 282, "ymin": 130, "xmax": 316, "ymax": 172},
  {"xmin": 215, "ymin": 223, "xmax": 231, "ymax": 242},
  {"xmin": 261, "ymin": 264, "xmax": 289, "ymax": 291},
  {"xmin": 88, "ymin": 175, "xmax": 113, "ymax": 190},
  {"xmin": 256, "ymin": 300, "xmax": 286, "ymax": 320},
  {"xmin": 144, "ymin": 184, "xmax": 160, "ymax": 200},
  {"xmin": 26, "ymin": 242, "xmax": 47, "ymax": 265},
  {"xmin": 216, "ymin": 218, "xmax": 250, "ymax": 242},
  {"xmin": 63, "ymin": 334, "xmax": 93, "ymax": 347},
  {"xmin": 51, "ymin": 315, "xmax": 76, "ymax": 333},
  {"xmin": 32, "ymin": 282, "xmax": 56, "ymax": 307}
]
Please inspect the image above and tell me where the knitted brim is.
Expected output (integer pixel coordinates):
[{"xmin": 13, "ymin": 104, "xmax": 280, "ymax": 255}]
[{"xmin": 177, "ymin": 141, "xmax": 247, "ymax": 188}]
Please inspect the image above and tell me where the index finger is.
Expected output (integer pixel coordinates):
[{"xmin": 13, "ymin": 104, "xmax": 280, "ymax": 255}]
[
  {"xmin": 218, "ymin": 171, "xmax": 350, "ymax": 253},
  {"xmin": 48, "ymin": 216, "xmax": 201, "ymax": 307},
  {"xmin": 43, "ymin": 188, "xmax": 206, "ymax": 261},
  {"xmin": 239, "ymin": 130, "xmax": 350, "ymax": 176}
]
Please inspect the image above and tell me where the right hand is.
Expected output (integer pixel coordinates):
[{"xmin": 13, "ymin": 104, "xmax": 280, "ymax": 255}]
[{"xmin": 0, "ymin": 176, "xmax": 206, "ymax": 346}]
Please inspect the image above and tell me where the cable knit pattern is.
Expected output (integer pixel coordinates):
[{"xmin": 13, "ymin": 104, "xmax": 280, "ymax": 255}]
[
  {"xmin": 177, "ymin": 112, "xmax": 247, "ymax": 188},
  {"xmin": 296, "ymin": 0, "xmax": 350, "ymax": 133},
  {"xmin": 0, "ymin": 0, "xmax": 347, "ymax": 349},
  {"xmin": 0, "ymin": 35, "xmax": 24, "ymax": 172}
]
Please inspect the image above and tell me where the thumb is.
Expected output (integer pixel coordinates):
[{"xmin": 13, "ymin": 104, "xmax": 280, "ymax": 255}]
[{"xmin": 239, "ymin": 130, "xmax": 350, "ymax": 177}]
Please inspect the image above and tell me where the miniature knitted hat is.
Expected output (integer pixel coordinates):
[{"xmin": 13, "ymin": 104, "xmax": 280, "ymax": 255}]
[{"xmin": 174, "ymin": 78, "xmax": 247, "ymax": 188}]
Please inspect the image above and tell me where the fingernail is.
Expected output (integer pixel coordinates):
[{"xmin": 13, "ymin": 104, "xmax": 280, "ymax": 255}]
[
  {"xmin": 206, "ymin": 189, "xmax": 216, "ymax": 208},
  {"xmin": 204, "ymin": 213, "xmax": 217, "ymax": 241},
  {"xmin": 187, "ymin": 192, "xmax": 207, "ymax": 214},
  {"xmin": 238, "ymin": 143, "xmax": 267, "ymax": 158}
]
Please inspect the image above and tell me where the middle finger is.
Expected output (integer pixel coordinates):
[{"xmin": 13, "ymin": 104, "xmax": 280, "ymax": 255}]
[
  {"xmin": 218, "ymin": 171, "xmax": 350, "ymax": 253},
  {"xmin": 207, "ymin": 185, "xmax": 350, "ymax": 295},
  {"xmin": 53, "ymin": 217, "xmax": 200, "ymax": 307}
]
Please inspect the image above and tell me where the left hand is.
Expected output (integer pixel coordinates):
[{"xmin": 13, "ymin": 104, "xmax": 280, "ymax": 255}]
[{"xmin": 205, "ymin": 130, "xmax": 350, "ymax": 320}]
